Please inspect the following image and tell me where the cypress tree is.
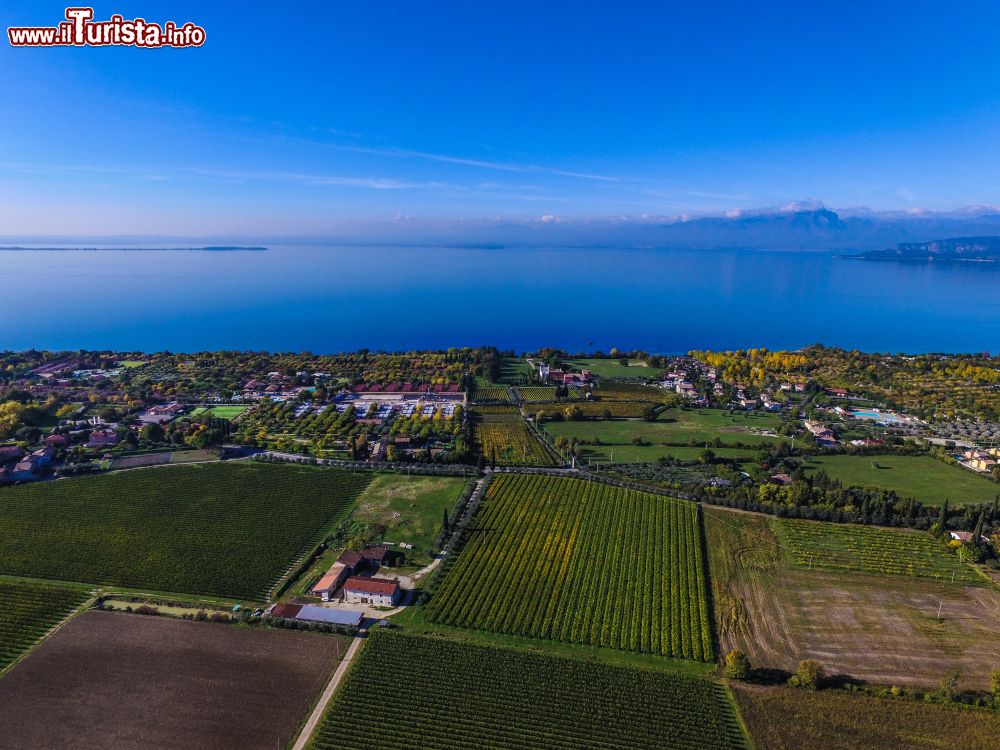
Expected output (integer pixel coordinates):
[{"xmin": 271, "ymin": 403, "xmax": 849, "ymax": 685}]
[
  {"xmin": 935, "ymin": 498, "xmax": 950, "ymax": 537},
  {"xmin": 442, "ymin": 507, "xmax": 450, "ymax": 534},
  {"xmin": 973, "ymin": 510, "xmax": 985, "ymax": 547}
]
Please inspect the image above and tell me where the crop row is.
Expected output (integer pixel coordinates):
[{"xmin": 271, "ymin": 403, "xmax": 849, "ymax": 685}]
[
  {"xmin": 425, "ymin": 474, "xmax": 714, "ymax": 660},
  {"xmin": 472, "ymin": 385, "xmax": 511, "ymax": 402},
  {"xmin": 310, "ymin": 631, "xmax": 746, "ymax": 750},
  {"xmin": 592, "ymin": 383, "xmax": 671, "ymax": 402},
  {"xmin": 773, "ymin": 518, "xmax": 981, "ymax": 583},
  {"xmin": 473, "ymin": 422, "xmax": 556, "ymax": 466},
  {"xmin": 515, "ymin": 386, "xmax": 563, "ymax": 402},
  {"xmin": 0, "ymin": 580, "xmax": 89, "ymax": 671},
  {"xmin": 0, "ymin": 464, "xmax": 371, "ymax": 599}
]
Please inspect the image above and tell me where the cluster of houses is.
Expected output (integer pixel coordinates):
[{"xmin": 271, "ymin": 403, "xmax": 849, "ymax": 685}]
[
  {"xmin": 961, "ymin": 448, "xmax": 1000, "ymax": 473},
  {"xmin": 310, "ymin": 545, "xmax": 403, "ymax": 607},
  {"xmin": 0, "ymin": 445, "xmax": 56, "ymax": 482},
  {"xmin": 804, "ymin": 419, "xmax": 838, "ymax": 447}
]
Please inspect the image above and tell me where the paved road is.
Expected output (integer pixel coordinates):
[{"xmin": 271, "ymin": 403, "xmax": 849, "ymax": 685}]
[{"xmin": 290, "ymin": 635, "xmax": 363, "ymax": 750}]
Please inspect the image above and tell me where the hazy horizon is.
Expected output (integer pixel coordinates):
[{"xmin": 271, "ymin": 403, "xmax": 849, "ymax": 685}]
[{"xmin": 4, "ymin": 1, "xmax": 1000, "ymax": 235}]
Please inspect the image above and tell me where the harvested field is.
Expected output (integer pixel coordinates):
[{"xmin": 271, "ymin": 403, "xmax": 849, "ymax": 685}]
[
  {"xmin": 0, "ymin": 610, "xmax": 344, "ymax": 750},
  {"xmin": 732, "ymin": 683, "xmax": 1000, "ymax": 750},
  {"xmin": 704, "ymin": 507, "xmax": 1000, "ymax": 690}
]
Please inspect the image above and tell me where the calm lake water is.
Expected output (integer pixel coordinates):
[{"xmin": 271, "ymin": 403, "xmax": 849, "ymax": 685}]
[{"xmin": 1, "ymin": 245, "xmax": 998, "ymax": 354}]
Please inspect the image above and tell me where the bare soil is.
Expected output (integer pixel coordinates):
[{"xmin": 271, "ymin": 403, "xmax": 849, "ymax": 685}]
[
  {"xmin": 704, "ymin": 507, "xmax": 1000, "ymax": 690},
  {"xmin": 0, "ymin": 610, "xmax": 345, "ymax": 749}
]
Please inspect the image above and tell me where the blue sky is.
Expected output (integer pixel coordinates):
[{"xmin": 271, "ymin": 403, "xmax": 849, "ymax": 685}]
[{"xmin": 3, "ymin": 1, "xmax": 1000, "ymax": 235}]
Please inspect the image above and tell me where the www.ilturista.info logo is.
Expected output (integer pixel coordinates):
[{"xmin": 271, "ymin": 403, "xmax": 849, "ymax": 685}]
[{"xmin": 8, "ymin": 7, "xmax": 205, "ymax": 48}]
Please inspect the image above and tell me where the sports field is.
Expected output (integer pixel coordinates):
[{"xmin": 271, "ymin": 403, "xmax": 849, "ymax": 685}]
[
  {"xmin": 802, "ymin": 454, "xmax": 999, "ymax": 506},
  {"xmin": 188, "ymin": 404, "xmax": 249, "ymax": 419}
]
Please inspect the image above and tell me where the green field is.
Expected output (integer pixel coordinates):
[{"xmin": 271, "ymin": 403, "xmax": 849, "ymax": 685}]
[
  {"xmin": 310, "ymin": 631, "xmax": 747, "ymax": 750},
  {"xmin": 188, "ymin": 405, "xmax": 249, "ymax": 419},
  {"xmin": 0, "ymin": 580, "xmax": 90, "ymax": 672},
  {"xmin": 543, "ymin": 408, "xmax": 782, "ymax": 453},
  {"xmin": 346, "ymin": 474, "xmax": 470, "ymax": 567},
  {"xmin": 593, "ymin": 382, "xmax": 671, "ymax": 401},
  {"xmin": 426, "ymin": 474, "xmax": 713, "ymax": 660},
  {"xmin": 498, "ymin": 358, "xmax": 533, "ymax": 384},
  {"xmin": 803, "ymin": 454, "xmax": 1000, "ymax": 507},
  {"xmin": 564, "ymin": 358, "xmax": 660, "ymax": 379},
  {"xmin": 773, "ymin": 518, "xmax": 982, "ymax": 583},
  {"xmin": 572, "ymin": 443, "xmax": 756, "ymax": 464},
  {"xmin": 0, "ymin": 463, "xmax": 370, "ymax": 599}
]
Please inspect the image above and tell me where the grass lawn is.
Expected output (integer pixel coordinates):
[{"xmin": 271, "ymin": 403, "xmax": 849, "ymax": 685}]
[
  {"xmin": 802, "ymin": 454, "xmax": 1000, "ymax": 507},
  {"xmin": 542, "ymin": 408, "xmax": 783, "ymax": 450},
  {"xmin": 564, "ymin": 358, "xmax": 660, "ymax": 379},
  {"xmin": 498, "ymin": 357, "xmax": 533, "ymax": 384},
  {"xmin": 188, "ymin": 405, "xmax": 248, "ymax": 419},
  {"xmin": 573, "ymin": 443, "xmax": 756, "ymax": 464},
  {"xmin": 346, "ymin": 473, "xmax": 471, "ymax": 568}
]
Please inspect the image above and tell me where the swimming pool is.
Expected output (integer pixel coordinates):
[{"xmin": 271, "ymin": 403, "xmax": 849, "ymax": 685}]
[{"xmin": 851, "ymin": 409, "xmax": 899, "ymax": 422}]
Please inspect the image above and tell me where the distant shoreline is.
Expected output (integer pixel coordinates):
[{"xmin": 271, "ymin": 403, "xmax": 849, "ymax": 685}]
[
  {"xmin": 0, "ymin": 246, "xmax": 268, "ymax": 252},
  {"xmin": 840, "ymin": 255, "xmax": 999, "ymax": 264}
]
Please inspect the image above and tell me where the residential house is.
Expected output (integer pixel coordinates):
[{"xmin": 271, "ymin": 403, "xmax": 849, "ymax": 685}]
[
  {"xmin": 343, "ymin": 576, "xmax": 401, "ymax": 607},
  {"xmin": 44, "ymin": 434, "xmax": 68, "ymax": 448},
  {"xmin": 30, "ymin": 447, "xmax": 55, "ymax": 467},
  {"xmin": 949, "ymin": 531, "xmax": 988, "ymax": 545},
  {"xmin": 10, "ymin": 460, "xmax": 38, "ymax": 482},
  {"xmin": 312, "ymin": 562, "xmax": 350, "ymax": 601},
  {"xmin": 804, "ymin": 420, "xmax": 836, "ymax": 442},
  {"xmin": 87, "ymin": 429, "xmax": 120, "ymax": 448},
  {"xmin": 0, "ymin": 446, "xmax": 25, "ymax": 464}
]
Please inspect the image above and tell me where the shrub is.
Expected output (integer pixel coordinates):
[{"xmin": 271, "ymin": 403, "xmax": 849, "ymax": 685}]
[
  {"xmin": 723, "ymin": 649, "xmax": 751, "ymax": 681},
  {"xmin": 794, "ymin": 659, "xmax": 825, "ymax": 690}
]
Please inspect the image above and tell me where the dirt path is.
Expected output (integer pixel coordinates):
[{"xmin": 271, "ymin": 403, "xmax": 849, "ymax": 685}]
[{"xmin": 290, "ymin": 635, "xmax": 363, "ymax": 750}]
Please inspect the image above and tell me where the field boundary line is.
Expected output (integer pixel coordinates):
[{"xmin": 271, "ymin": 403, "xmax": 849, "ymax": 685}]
[
  {"xmin": 0, "ymin": 589, "xmax": 98, "ymax": 680},
  {"xmin": 291, "ymin": 635, "xmax": 363, "ymax": 750}
]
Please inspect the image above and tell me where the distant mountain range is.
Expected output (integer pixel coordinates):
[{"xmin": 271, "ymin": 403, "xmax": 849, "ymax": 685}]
[
  {"xmin": 851, "ymin": 236, "xmax": 1000, "ymax": 262},
  {"xmin": 8, "ymin": 207, "xmax": 1000, "ymax": 252}
]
